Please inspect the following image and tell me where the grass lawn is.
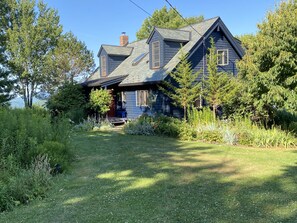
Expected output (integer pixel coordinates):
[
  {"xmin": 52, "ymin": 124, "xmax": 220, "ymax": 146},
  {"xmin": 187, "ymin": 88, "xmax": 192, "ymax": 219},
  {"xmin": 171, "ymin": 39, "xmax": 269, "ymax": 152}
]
[{"xmin": 1, "ymin": 131, "xmax": 297, "ymax": 222}]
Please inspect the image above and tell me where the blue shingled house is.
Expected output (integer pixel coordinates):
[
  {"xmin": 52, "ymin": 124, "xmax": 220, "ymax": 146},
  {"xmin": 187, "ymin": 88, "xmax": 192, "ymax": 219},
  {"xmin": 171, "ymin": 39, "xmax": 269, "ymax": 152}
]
[{"xmin": 84, "ymin": 17, "xmax": 244, "ymax": 119}]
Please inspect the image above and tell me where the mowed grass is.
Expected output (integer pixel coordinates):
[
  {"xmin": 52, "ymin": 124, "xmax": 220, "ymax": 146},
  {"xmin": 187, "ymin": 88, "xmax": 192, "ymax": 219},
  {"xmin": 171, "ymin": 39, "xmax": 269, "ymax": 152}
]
[{"xmin": 1, "ymin": 131, "xmax": 297, "ymax": 223}]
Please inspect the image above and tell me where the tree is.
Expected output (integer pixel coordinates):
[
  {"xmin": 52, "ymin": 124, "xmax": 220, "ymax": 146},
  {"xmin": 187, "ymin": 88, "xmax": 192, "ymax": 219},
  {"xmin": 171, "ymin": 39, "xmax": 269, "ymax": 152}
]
[
  {"xmin": 0, "ymin": 0, "xmax": 14, "ymax": 106},
  {"xmin": 159, "ymin": 50, "xmax": 201, "ymax": 119},
  {"xmin": 5, "ymin": 0, "xmax": 62, "ymax": 108},
  {"xmin": 203, "ymin": 38, "xmax": 236, "ymax": 120},
  {"xmin": 136, "ymin": 6, "xmax": 204, "ymax": 40},
  {"xmin": 237, "ymin": 0, "xmax": 297, "ymax": 122},
  {"xmin": 44, "ymin": 32, "xmax": 95, "ymax": 93},
  {"xmin": 46, "ymin": 82, "xmax": 87, "ymax": 123},
  {"xmin": 89, "ymin": 89, "xmax": 112, "ymax": 119}
]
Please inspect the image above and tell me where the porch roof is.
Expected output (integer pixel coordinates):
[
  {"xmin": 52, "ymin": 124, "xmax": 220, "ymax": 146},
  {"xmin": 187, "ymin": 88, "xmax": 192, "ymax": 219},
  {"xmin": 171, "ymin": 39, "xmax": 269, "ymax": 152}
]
[{"xmin": 87, "ymin": 75, "xmax": 128, "ymax": 88}]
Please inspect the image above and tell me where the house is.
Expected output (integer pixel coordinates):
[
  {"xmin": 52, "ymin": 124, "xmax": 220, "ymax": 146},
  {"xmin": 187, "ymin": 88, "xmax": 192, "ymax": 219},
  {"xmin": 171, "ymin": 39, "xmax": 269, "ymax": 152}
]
[{"xmin": 83, "ymin": 17, "xmax": 244, "ymax": 119}]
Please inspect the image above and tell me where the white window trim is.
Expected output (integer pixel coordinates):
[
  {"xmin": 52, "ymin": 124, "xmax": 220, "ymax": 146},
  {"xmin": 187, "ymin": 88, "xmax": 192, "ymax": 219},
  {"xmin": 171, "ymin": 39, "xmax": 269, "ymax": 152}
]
[
  {"xmin": 152, "ymin": 41, "xmax": 160, "ymax": 69},
  {"xmin": 101, "ymin": 55, "xmax": 107, "ymax": 77},
  {"xmin": 217, "ymin": 49, "xmax": 229, "ymax": 66},
  {"xmin": 136, "ymin": 90, "xmax": 148, "ymax": 107}
]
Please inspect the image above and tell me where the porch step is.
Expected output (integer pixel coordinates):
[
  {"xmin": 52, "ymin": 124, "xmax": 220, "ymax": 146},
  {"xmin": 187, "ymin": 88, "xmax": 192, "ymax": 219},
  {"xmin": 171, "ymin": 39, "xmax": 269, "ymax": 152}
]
[{"xmin": 108, "ymin": 117, "xmax": 127, "ymax": 124}]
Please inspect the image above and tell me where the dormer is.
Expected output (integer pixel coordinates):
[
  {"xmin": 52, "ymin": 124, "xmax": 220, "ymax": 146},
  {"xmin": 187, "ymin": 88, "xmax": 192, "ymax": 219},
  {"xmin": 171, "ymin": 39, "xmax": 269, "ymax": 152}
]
[
  {"xmin": 147, "ymin": 27, "xmax": 191, "ymax": 69},
  {"xmin": 97, "ymin": 45, "xmax": 133, "ymax": 77}
]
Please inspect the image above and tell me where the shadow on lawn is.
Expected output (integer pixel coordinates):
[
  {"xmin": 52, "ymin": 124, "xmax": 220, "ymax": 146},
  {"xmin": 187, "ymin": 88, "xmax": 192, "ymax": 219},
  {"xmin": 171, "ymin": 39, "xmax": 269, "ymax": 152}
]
[{"xmin": 42, "ymin": 132, "xmax": 297, "ymax": 222}]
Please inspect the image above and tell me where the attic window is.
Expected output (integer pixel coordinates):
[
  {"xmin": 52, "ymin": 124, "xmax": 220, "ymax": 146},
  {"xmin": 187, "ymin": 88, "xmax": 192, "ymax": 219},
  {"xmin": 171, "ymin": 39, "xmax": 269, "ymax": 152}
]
[
  {"xmin": 101, "ymin": 55, "xmax": 107, "ymax": 77},
  {"xmin": 132, "ymin": 52, "xmax": 148, "ymax": 66},
  {"xmin": 217, "ymin": 49, "xmax": 229, "ymax": 66},
  {"xmin": 152, "ymin": 41, "xmax": 160, "ymax": 68}
]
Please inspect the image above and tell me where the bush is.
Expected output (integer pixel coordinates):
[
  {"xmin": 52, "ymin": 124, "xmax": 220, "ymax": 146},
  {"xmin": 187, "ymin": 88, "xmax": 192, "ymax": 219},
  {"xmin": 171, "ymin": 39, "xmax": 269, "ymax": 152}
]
[
  {"xmin": 46, "ymin": 83, "xmax": 87, "ymax": 123},
  {"xmin": 153, "ymin": 115, "xmax": 181, "ymax": 137},
  {"xmin": 179, "ymin": 121, "xmax": 195, "ymax": 140},
  {"xmin": 124, "ymin": 119, "xmax": 155, "ymax": 136},
  {"xmin": 0, "ymin": 155, "xmax": 52, "ymax": 212},
  {"xmin": 73, "ymin": 117, "xmax": 114, "ymax": 132},
  {"xmin": 0, "ymin": 108, "xmax": 72, "ymax": 212}
]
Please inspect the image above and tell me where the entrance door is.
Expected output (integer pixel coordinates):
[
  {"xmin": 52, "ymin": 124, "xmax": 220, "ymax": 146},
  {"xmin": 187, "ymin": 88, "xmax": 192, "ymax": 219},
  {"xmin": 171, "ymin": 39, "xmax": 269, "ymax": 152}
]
[{"xmin": 107, "ymin": 90, "xmax": 116, "ymax": 117}]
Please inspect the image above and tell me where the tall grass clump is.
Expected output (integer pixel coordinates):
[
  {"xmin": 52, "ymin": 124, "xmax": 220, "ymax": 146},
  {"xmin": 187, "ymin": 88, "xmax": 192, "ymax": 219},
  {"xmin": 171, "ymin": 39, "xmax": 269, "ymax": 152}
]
[{"xmin": 0, "ymin": 108, "xmax": 73, "ymax": 212}]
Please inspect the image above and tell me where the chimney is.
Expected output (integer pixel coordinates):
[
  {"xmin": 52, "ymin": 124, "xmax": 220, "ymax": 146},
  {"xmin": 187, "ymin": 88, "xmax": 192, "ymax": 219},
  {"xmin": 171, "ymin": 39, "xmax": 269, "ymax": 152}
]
[{"xmin": 120, "ymin": 32, "xmax": 128, "ymax": 46}]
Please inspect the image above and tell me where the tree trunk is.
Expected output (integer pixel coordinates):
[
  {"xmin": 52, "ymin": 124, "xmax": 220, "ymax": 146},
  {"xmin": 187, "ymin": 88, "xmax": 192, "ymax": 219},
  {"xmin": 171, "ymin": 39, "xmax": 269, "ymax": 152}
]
[
  {"xmin": 183, "ymin": 105, "xmax": 187, "ymax": 120},
  {"xmin": 213, "ymin": 105, "xmax": 216, "ymax": 121}
]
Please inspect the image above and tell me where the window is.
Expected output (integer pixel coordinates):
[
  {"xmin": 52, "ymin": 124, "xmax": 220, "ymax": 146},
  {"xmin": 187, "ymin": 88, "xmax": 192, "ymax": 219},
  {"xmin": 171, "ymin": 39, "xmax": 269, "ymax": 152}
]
[
  {"xmin": 101, "ymin": 56, "xmax": 107, "ymax": 77},
  {"xmin": 217, "ymin": 49, "xmax": 229, "ymax": 66},
  {"xmin": 136, "ymin": 90, "xmax": 148, "ymax": 106},
  {"xmin": 152, "ymin": 41, "xmax": 160, "ymax": 68},
  {"xmin": 132, "ymin": 52, "xmax": 148, "ymax": 66}
]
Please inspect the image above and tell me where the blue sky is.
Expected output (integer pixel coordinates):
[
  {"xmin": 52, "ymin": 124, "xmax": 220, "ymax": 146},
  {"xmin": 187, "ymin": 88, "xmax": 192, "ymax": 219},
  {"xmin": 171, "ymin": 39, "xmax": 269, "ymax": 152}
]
[{"xmin": 44, "ymin": 0, "xmax": 277, "ymax": 67}]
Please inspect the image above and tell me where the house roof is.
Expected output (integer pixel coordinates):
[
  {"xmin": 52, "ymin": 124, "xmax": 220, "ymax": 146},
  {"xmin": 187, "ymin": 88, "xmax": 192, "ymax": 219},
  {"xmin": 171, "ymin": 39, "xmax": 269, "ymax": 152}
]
[
  {"xmin": 87, "ymin": 75, "xmax": 128, "ymax": 88},
  {"xmin": 146, "ymin": 27, "xmax": 191, "ymax": 43},
  {"xmin": 86, "ymin": 16, "xmax": 244, "ymax": 87},
  {"xmin": 97, "ymin": 45, "xmax": 133, "ymax": 57}
]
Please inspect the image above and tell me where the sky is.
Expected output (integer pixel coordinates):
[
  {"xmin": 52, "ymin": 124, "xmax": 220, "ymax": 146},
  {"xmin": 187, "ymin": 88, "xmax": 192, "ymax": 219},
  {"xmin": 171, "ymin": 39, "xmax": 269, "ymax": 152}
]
[{"xmin": 44, "ymin": 0, "xmax": 277, "ymax": 67}]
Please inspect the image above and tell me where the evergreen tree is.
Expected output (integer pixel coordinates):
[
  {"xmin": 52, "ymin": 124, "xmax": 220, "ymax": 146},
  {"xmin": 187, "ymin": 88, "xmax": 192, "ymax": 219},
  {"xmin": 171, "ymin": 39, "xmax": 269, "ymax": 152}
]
[
  {"xmin": 136, "ymin": 6, "xmax": 203, "ymax": 40},
  {"xmin": 5, "ymin": 0, "xmax": 62, "ymax": 108},
  {"xmin": 159, "ymin": 50, "xmax": 201, "ymax": 119},
  {"xmin": 203, "ymin": 38, "xmax": 236, "ymax": 120},
  {"xmin": 237, "ymin": 0, "xmax": 297, "ymax": 121}
]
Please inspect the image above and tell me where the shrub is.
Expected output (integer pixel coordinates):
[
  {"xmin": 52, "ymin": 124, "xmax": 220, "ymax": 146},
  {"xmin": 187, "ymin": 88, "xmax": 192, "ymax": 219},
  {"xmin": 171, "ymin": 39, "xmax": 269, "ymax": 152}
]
[
  {"xmin": 46, "ymin": 83, "xmax": 87, "ymax": 123},
  {"xmin": 179, "ymin": 121, "xmax": 195, "ymax": 140},
  {"xmin": 0, "ymin": 108, "xmax": 72, "ymax": 212},
  {"xmin": 35, "ymin": 141, "xmax": 72, "ymax": 171},
  {"xmin": 153, "ymin": 115, "xmax": 181, "ymax": 137},
  {"xmin": 124, "ymin": 119, "xmax": 155, "ymax": 136},
  {"xmin": 0, "ymin": 155, "xmax": 52, "ymax": 212}
]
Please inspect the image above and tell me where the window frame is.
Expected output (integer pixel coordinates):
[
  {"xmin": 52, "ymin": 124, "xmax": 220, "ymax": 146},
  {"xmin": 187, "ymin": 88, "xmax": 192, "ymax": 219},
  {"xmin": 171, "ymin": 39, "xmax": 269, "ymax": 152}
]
[
  {"xmin": 101, "ymin": 55, "xmax": 107, "ymax": 77},
  {"xmin": 217, "ymin": 49, "xmax": 229, "ymax": 66},
  {"xmin": 136, "ymin": 90, "xmax": 148, "ymax": 107},
  {"xmin": 151, "ymin": 41, "xmax": 160, "ymax": 69}
]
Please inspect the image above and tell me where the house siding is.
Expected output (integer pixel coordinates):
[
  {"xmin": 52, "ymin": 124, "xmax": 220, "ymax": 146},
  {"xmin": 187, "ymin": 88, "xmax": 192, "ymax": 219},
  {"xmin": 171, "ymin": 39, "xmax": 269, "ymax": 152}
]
[
  {"xmin": 124, "ymin": 88, "xmax": 182, "ymax": 119},
  {"xmin": 164, "ymin": 41, "xmax": 182, "ymax": 65},
  {"xmin": 190, "ymin": 30, "xmax": 241, "ymax": 78},
  {"xmin": 108, "ymin": 55, "xmax": 127, "ymax": 74}
]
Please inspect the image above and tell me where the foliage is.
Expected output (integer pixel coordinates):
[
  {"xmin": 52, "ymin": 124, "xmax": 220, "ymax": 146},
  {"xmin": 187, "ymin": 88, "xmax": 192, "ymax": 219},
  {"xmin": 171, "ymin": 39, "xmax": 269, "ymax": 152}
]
[
  {"xmin": 44, "ymin": 32, "xmax": 95, "ymax": 92},
  {"xmin": 187, "ymin": 107, "xmax": 214, "ymax": 127},
  {"xmin": 46, "ymin": 83, "xmax": 87, "ymax": 123},
  {"xmin": 5, "ymin": 0, "xmax": 62, "ymax": 108},
  {"xmin": 203, "ymin": 38, "xmax": 238, "ymax": 119},
  {"xmin": 237, "ymin": 0, "xmax": 297, "ymax": 122},
  {"xmin": 124, "ymin": 116, "xmax": 155, "ymax": 136},
  {"xmin": 136, "ymin": 6, "xmax": 203, "ymax": 40},
  {"xmin": 73, "ymin": 117, "xmax": 114, "ymax": 132},
  {"xmin": 159, "ymin": 50, "xmax": 201, "ymax": 119},
  {"xmin": 0, "ymin": 0, "xmax": 14, "ymax": 106},
  {"xmin": 0, "ymin": 108, "xmax": 73, "ymax": 211},
  {"xmin": 89, "ymin": 88, "xmax": 112, "ymax": 117},
  {"xmin": 124, "ymin": 114, "xmax": 181, "ymax": 137},
  {"xmin": 0, "ymin": 154, "xmax": 52, "ymax": 212}
]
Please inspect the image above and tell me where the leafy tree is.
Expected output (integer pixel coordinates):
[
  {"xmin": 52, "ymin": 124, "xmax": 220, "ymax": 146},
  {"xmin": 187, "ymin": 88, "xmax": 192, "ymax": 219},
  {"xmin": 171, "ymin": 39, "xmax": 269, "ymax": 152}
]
[
  {"xmin": 5, "ymin": 0, "xmax": 62, "ymax": 108},
  {"xmin": 136, "ymin": 6, "xmax": 204, "ymax": 40},
  {"xmin": 44, "ymin": 32, "xmax": 95, "ymax": 93},
  {"xmin": 159, "ymin": 50, "xmax": 201, "ymax": 119},
  {"xmin": 0, "ymin": 0, "xmax": 14, "ymax": 106},
  {"xmin": 237, "ymin": 0, "xmax": 297, "ymax": 122},
  {"xmin": 46, "ymin": 83, "xmax": 87, "ymax": 123},
  {"xmin": 203, "ymin": 38, "xmax": 236, "ymax": 120},
  {"xmin": 89, "ymin": 89, "xmax": 112, "ymax": 118}
]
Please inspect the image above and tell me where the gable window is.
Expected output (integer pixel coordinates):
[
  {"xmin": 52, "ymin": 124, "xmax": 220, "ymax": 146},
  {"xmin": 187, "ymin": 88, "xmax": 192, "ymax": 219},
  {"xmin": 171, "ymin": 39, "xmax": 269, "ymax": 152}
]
[
  {"xmin": 101, "ymin": 55, "xmax": 107, "ymax": 77},
  {"xmin": 136, "ymin": 90, "xmax": 148, "ymax": 106},
  {"xmin": 152, "ymin": 41, "xmax": 160, "ymax": 68},
  {"xmin": 217, "ymin": 49, "xmax": 229, "ymax": 66}
]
